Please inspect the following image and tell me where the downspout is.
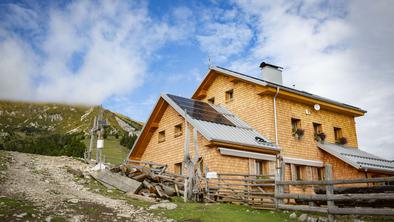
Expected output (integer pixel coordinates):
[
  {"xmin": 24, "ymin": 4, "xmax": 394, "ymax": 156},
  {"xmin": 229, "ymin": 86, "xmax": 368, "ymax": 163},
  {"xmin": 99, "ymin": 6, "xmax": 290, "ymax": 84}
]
[{"xmin": 273, "ymin": 87, "xmax": 280, "ymax": 145}]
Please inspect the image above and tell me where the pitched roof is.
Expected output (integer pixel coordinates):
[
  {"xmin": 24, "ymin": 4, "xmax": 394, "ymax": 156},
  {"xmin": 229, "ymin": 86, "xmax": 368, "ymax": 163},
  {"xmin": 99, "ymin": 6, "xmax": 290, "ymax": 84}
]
[
  {"xmin": 163, "ymin": 94, "xmax": 280, "ymax": 152},
  {"xmin": 193, "ymin": 66, "xmax": 366, "ymax": 115},
  {"xmin": 318, "ymin": 142, "xmax": 394, "ymax": 174}
]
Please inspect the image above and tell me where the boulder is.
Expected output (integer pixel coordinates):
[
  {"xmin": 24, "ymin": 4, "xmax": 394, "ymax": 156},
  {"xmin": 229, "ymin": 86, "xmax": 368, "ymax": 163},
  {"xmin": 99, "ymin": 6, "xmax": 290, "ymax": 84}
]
[{"xmin": 149, "ymin": 203, "xmax": 177, "ymax": 210}]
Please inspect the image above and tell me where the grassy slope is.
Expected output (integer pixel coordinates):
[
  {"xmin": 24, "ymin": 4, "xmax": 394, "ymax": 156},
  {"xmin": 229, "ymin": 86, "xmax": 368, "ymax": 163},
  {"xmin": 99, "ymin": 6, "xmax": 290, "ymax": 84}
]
[
  {"xmin": 0, "ymin": 100, "xmax": 142, "ymax": 135},
  {"xmin": 155, "ymin": 198, "xmax": 289, "ymax": 222},
  {"xmin": 84, "ymin": 136, "xmax": 130, "ymax": 164},
  {"xmin": 0, "ymin": 100, "xmax": 142, "ymax": 163}
]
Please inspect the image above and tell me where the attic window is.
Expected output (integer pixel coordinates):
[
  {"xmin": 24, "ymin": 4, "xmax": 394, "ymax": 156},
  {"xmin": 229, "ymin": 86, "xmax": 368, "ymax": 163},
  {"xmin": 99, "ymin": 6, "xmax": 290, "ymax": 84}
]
[
  {"xmin": 225, "ymin": 89, "xmax": 233, "ymax": 102},
  {"xmin": 291, "ymin": 118, "xmax": 301, "ymax": 132},
  {"xmin": 158, "ymin": 130, "xmax": 166, "ymax": 143},
  {"xmin": 334, "ymin": 127, "xmax": 343, "ymax": 143},
  {"xmin": 207, "ymin": 97, "xmax": 215, "ymax": 104},
  {"xmin": 174, "ymin": 124, "xmax": 182, "ymax": 137}
]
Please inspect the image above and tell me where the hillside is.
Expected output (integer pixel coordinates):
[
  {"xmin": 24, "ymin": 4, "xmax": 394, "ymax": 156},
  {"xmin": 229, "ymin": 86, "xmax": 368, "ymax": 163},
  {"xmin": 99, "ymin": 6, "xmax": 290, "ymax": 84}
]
[{"xmin": 0, "ymin": 100, "xmax": 143, "ymax": 137}]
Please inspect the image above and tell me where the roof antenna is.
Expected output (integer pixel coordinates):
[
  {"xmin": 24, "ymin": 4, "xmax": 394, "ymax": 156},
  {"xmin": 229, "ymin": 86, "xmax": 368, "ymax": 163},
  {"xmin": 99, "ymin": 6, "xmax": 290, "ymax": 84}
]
[{"xmin": 208, "ymin": 56, "xmax": 212, "ymax": 69}]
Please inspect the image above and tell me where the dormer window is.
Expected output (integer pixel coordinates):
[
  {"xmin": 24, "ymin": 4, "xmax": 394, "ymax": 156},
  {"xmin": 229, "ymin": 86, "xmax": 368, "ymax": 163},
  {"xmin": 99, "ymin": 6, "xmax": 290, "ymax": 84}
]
[{"xmin": 225, "ymin": 89, "xmax": 233, "ymax": 102}]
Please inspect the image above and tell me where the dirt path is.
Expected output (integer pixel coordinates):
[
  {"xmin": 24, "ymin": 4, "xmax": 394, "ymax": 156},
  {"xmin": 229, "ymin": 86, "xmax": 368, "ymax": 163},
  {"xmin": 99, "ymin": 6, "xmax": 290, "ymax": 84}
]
[{"xmin": 0, "ymin": 151, "xmax": 169, "ymax": 222}]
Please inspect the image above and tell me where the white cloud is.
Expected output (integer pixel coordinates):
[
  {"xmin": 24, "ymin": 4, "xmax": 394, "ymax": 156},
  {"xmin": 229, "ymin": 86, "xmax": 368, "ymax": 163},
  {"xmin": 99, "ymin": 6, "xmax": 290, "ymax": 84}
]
[{"xmin": 0, "ymin": 1, "xmax": 185, "ymax": 105}]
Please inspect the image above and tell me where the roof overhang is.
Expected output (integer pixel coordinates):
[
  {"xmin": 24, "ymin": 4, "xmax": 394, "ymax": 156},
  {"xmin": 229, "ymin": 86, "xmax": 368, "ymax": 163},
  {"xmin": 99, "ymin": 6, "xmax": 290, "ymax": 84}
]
[
  {"xmin": 318, "ymin": 142, "xmax": 394, "ymax": 174},
  {"xmin": 212, "ymin": 140, "xmax": 281, "ymax": 155},
  {"xmin": 218, "ymin": 147, "xmax": 323, "ymax": 167},
  {"xmin": 192, "ymin": 67, "xmax": 366, "ymax": 117}
]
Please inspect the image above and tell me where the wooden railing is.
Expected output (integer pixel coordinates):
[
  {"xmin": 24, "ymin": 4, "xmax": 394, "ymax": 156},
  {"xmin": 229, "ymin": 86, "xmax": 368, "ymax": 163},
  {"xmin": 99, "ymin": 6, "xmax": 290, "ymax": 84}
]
[
  {"xmin": 275, "ymin": 163, "xmax": 394, "ymax": 221},
  {"xmin": 206, "ymin": 173, "xmax": 276, "ymax": 209}
]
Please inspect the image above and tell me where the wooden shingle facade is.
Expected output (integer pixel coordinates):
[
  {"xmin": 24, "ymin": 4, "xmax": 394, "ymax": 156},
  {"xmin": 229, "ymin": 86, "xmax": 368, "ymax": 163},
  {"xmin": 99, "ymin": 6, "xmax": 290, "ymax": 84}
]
[{"xmin": 129, "ymin": 65, "xmax": 394, "ymax": 180}]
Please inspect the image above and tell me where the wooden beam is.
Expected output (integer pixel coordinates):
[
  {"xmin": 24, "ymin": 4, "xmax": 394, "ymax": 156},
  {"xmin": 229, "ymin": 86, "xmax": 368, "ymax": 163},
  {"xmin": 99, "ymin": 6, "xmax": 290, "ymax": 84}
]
[
  {"xmin": 276, "ymin": 176, "xmax": 394, "ymax": 185},
  {"xmin": 276, "ymin": 193, "xmax": 394, "ymax": 201},
  {"xmin": 151, "ymin": 122, "xmax": 159, "ymax": 129},
  {"xmin": 329, "ymin": 207, "xmax": 394, "ymax": 216},
  {"xmin": 277, "ymin": 204, "xmax": 328, "ymax": 213}
]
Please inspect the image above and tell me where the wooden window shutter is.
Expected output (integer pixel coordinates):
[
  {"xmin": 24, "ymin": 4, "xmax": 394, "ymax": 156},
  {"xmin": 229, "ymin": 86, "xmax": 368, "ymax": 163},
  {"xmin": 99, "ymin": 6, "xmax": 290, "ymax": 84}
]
[
  {"xmin": 249, "ymin": 159, "xmax": 256, "ymax": 175},
  {"xmin": 290, "ymin": 164, "xmax": 297, "ymax": 181},
  {"xmin": 269, "ymin": 161, "xmax": 276, "ymax": 176},
  {"xmin": 306, "ymin": 166, "xmax": 312, "ymax": 181}
]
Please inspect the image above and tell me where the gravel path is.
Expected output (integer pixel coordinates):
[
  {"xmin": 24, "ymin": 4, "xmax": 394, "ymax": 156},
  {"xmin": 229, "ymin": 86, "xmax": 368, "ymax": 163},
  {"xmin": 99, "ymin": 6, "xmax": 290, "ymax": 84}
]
[{"xmin": 0, "ymin": 151, "xmax": 169, "ymax": 222}]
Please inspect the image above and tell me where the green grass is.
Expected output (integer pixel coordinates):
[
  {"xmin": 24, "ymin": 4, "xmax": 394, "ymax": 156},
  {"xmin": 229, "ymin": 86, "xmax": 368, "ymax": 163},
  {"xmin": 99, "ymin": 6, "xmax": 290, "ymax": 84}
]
[
  {"xmin": 0, "ymin": 197, "xmax": 39, "ymax": 220},
  {"xmin": 84, "ymin": 136, "xmax": 130, "ymax": 165},
  {"xmin": 155, "ymin": 197, "xmax": 290, "ymax": 222}
]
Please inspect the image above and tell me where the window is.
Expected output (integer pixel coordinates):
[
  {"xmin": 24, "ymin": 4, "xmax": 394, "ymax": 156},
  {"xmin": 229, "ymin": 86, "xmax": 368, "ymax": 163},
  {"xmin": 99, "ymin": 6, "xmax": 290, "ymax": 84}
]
[
  {"xmin": 312, "ymin": 167, "xmax": 323, "ymax": 180},
  {"xmin": 313, "ymin": 123, "xmax": 324, "ymax": 141},
  {"xmin": 225, "ymin": 89, "xmax": 233, "ymax": 102},
  {"xmin": 256, "ymin": 160, "xmax": 269, "ymax": 175},
  {"xmin": 174, "ymin": 124, "xmax": 182, "ymax": 137},
  {"xmin": 295, "ymin": 165, "xmax": 303, "ymax": 180},
  {"xmin": 158, "ymin": 130, "xmax": 165, "ymax": 143},
  {"xmin": 207, "ymin": 97, "xmax": 215, "ymax": 104},
  {"xmin": 174, "ymin": 162, "xmax": 183, "ymax": 175},
  {"xmin": 291, "ymin": 118, "xmax": 301, "ymax": 132},
  {"xmin": 313, "ymin": 123, "xmax": 322, "ymax": 134},
  {"xmin": 334, "ymin": 127, "xmax": 343, "ymax": 142}
]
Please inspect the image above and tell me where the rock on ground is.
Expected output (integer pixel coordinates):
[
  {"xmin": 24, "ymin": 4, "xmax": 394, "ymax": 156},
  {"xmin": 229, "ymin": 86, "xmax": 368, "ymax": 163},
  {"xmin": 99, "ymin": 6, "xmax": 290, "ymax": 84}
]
[
  {"xmin": 289, "ymin": 212, "xmax": 297, "ymax": 219},
  {"xmin": 149, "ymin": 203, "xmax": 178, "ymax": 210},
  {"xmin": 298, "ymin": 213, "xmax": 308, "ymax": 222}
]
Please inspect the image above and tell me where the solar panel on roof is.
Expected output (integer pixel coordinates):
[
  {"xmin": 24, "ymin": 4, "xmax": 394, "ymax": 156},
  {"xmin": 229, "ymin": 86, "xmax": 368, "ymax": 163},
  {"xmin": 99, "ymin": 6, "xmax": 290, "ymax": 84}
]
[{"xmin": 167, "ymin": 94, "xmax": 236, "ymax": 127}]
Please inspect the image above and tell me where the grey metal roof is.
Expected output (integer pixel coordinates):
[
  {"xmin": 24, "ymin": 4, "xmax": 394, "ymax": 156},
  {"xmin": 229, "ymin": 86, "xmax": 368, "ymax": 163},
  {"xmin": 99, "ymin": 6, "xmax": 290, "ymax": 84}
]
[
  {"xmin": 318, "ymin": 142, "xmax": 394, "ymax": 174},
  {"xmin": 162, "ymin": 94, "xmax": 280, "ymax": 152},
  {"xmin": 207, "ymin": 66, "xmax": 366, "ymax": 114}
]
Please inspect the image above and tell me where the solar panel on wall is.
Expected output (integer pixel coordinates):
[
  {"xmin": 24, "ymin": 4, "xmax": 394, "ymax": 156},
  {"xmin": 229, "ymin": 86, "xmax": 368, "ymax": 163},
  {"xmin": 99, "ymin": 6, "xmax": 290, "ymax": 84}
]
[{"xmin": 167, "ymin": 94, "xmax": 236, "ymax": 127}]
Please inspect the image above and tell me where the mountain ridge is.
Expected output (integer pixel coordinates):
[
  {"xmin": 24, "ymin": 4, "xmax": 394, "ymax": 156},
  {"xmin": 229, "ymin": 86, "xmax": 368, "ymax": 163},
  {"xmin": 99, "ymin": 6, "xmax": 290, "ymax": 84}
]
[{"xmin": 0, "ymin": 100, "xmax": 143, "ymax": 137}]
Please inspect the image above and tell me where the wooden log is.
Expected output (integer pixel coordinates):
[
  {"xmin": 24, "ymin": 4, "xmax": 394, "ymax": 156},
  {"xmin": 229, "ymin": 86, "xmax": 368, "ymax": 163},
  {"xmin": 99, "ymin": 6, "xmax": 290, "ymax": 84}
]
[
  {"xmin": 314, "ymin": 185, "xmax": 394, "ymax": 194},
  {"xmin": 218, "ymin": 173, "xmax": 275, "ymax": 177},
  {"xmin": 214, "ymin": 178, "xmax": 275, "ymax": 182},
  {"xmin": 126, "ymin": 159, "xmax": 167, "ymax": 167},
  {"xmin": 277, "ymin": 204, "xmax": 328, "ymax": 213},
  {"xmin": 328, "ymin": 207, "xmax": 394, "ymax": 216},
  {"xmin": 212, "ymin": 183, "xmax": 275, "ymax": 187},
  {"xmin": 126, "ymin": 192, "xmax": 157, "ymax": 203},
  {"xmin": 175, "ymin": 184, "xmax": 180, "ymax": 196},
  {"xmin": 142, "ymin": 180, "xmax": 156, "ymax": 193},
  {"xmin": 161, "ymin": 184, "xmax": 176, "ymax": 196},
  {"xmin": 132, "ymin": 173, "xmax": 148, "ymax": 182},
  {"xmin": 277, "ymin": 176, "xmax": 394, "ymax": 186},
  {"xmin": 325, "ymin": 164, "xmax": 335, "ymax": 222},
  {"xmin": 276, "ymin": 193, "xmax": 394, "ymax": 201},
  {"xmin": 155, "ymin": 185, "xmax": 169, "ymax": 198}
]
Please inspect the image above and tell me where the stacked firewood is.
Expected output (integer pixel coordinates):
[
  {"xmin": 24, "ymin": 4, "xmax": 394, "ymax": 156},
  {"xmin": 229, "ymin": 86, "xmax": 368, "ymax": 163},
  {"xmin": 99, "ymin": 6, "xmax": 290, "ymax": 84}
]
[{"xmin": 110, "ymin": 160, "xmax": 186, "ymax": 200}]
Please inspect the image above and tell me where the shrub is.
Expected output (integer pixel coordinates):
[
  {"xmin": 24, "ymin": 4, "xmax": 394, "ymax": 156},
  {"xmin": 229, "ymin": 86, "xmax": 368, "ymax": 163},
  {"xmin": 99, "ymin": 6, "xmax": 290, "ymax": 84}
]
[
  {"xmin": 120, "ymin": 132, "xmax": 138, "ymax": 149},
  {"xmin": 0, "ymin": 133, "xmax": 86, "ymax": 157}
]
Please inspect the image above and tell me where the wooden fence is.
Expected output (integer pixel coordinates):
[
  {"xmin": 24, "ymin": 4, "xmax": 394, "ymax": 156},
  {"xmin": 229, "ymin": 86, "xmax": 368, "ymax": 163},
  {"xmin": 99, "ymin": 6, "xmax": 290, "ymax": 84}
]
[
  {"xmin": 206, "ymin": 173, "xmax": 276, "ymax": 209},
  {"xmin": 275, "ymin": 163, "xmax": 394, "ymax": 221}
]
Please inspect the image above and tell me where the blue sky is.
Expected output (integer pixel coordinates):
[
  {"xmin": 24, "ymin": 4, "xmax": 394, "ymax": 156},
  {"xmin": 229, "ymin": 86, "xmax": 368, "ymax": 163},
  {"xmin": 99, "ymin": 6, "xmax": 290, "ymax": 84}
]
[{"xmin": 1, "ymin": 0, "xmax": 394, "ymax": 158}]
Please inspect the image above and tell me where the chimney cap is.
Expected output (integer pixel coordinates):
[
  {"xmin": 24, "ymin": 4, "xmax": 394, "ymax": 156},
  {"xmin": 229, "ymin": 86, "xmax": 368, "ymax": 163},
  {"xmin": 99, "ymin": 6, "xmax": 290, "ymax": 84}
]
[{"xmin": 259, "ymin": 62, "xmax": 283, "ymax": 70}]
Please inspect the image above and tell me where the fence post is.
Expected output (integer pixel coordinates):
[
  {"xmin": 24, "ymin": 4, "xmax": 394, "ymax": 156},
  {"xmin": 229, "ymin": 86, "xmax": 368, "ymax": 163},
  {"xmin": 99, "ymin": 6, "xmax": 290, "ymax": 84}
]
[
  {"xmin": 275, "ymin": 156, "xmax": 285, "ymax": 209},
  {"xmin": 325, "ymin": 164, "xmax": 334, "ymax": 222}
]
